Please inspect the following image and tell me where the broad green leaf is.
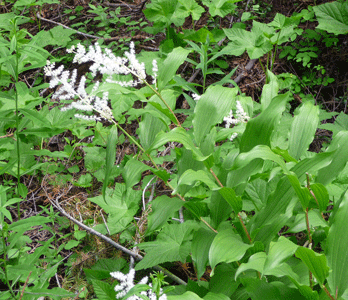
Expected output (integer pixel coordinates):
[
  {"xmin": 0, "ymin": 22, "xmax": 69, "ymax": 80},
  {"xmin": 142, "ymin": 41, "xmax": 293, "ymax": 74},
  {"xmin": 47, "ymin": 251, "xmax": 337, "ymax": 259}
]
[
  {"xmin": 209, "ymin": 191, "xmax": 233, "ymax": 228},
  {"xmin": 313, "ymin": 1, "xmax": 348, "ymax": 35},
  {"xmin": 8, "ymin": 216, "xmax": 50, "ymax": 231},
  {"xmin": 288, "ymin": 279, "xmax": 319, "ymax": 300},
  {"xmin": 309, "ymin": 183, "xmax": 329, "ymax": 212},
  {"xmin": 263, "ymin": 237, "xmax": 298, "ymax": 275},
  {"xmin": 139, "ymin": 113, "xmax": 167, "ymax": 150},
  {"xmin": 148, "ymin": 127, "xmax": 208, "ymax": 161},
  {"xmin": 218, "ymin": 187, "xmax": 242, "ymax": 214},
  {"xmin": 295, "ymin": 247, "xmax": 329, "ymax": 285},
  {"xmin": 158, "ymin": 47, "xmax": 190, "ymax": 90},
  {"xmin": 224, "ymin": 22, "xmax": 273, "ymax": 59},
  {"xmin": 203, "ymin": 292, "xmax": 231, "ymax": 300},
  {"xmin": 173, "ymin": 169, "xmax": 219, "ymax": 195},
  {"xmin": 123, "ymin": 158, "xmax": 153, "ymax": 189},
  {"xmin": 287, "ymin": 173, "xmax": 312, "ymax": 210},
  {"xmin": 260, "ymin": 70, "xmax": 279, "ymax": 111},
  {"xmin": 91, "ymin": 279, "xmax": 116, "ymax": 300},
  {"xmin": 240, "ymin": 93, "xmax": 289, "ymax": 153},
  {"xmin": 286, "ymin": 210, "xmax": 328, "ymax": 234},
  {"xmin": 20, "ymin": 108, "xmax": 51, "ymax": 127},
  {"xmin": 250, "ymin": 151, "xmax": 333, "ymax": 244},
  {"xmin": 136, "ymin": 222, "xmax": 198, "ymax": 270},
  {"xmin": 202, "ymin": 0, "xmax": 241, "ymax": 17},
  {"xmin": 288, "ymin": 102, "xmax": 319, "ymax": 160},
  {"xmin": 144, "ymin": 0, "xmax": 185, "ymax": 33},
  {"xmin": 209, "ymin": 228, "xmax": 252, "ymax": 276},
  {"xmin": 90, "ymin": 186, "xmax": 140, "ymax": 235},
  {"xmin": 326, "ymin": 191, "xmax": 348, "ymax": 298},
  {"xmin": 146, "ymin": 195, "xmax": 183, "ymax": 233},
  {"xmin": 192, "ymin": 228, "xmax": 217, "ymax": 279},
  {"xmin": 319, "ymin": 111, "xmax": 348, "ymax": 137},
  {"xmin": 103, "ymin": 126, "xmax": 118, "ymax": 201},
  {"xmin": 168, "ymin": 291, "xmax": 204, "ymax": 300},
  {"xmin": 240, "ymin": 278, "xmax": 282, "ymax": 300},
  {"xmin": 177, "ymin": 0, "xmax": 205, "ymax": 20},
  {"xmin": 316, "ymin": 131, "xmax": 348, "ymax": 185},
  {"xmin": 184, "ymin": 201, "xmax": 209, "ymax": 218},
  {"xmin": 235, "ymin": 252, "xmax": 267, "ymax": 280},
  {"xmin": 193, "ymin": 85, "xmax": 238, "ymax": 146},
  {"xmin": 209, "ymin": 264, "xmax": 239, "ymax": 297},
  {"xmin": 232, "ymin": 145, "xmax": 289, "ymax": 174}
]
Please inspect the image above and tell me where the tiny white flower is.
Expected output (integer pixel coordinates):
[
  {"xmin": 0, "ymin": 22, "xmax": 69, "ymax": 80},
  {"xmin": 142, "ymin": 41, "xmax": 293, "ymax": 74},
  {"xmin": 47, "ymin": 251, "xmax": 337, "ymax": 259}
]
[
  {"xmin": 192, "ymin": 93, "xmax": 201, "ymax": 101},
  {"xmin": 223, "ymin": 101, "xmax": 250, "ymax": 129},
  {"xmin": 110, "ymin": 269, "xmax": 167, "ymax": 300}
]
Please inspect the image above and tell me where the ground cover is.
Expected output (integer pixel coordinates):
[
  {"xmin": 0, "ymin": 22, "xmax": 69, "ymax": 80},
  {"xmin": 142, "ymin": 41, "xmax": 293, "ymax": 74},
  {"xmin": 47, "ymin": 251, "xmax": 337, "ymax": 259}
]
[{"xmin": 1, "ymin": 0, "xmax": 348, "ymax": 299}]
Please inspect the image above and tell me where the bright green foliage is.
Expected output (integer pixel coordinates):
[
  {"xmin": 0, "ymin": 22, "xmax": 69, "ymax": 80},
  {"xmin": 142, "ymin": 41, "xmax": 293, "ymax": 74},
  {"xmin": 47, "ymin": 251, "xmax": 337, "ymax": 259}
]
[
  {"xmin": 1, "ymin": 0, "xmax": 348, "ymax": 299},
  {"xmin": 314, "ymin": 0, "xmax": 348, "ymax": 35}
]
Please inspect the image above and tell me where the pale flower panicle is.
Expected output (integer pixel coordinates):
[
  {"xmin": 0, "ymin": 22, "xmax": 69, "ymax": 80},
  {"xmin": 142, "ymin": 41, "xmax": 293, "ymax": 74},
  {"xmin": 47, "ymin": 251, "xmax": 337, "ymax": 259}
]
[
  {"xmin": 224, "ymin": 100, "xmax": 250, "ymax": 129},
  {"xmin": 111, "ymin": 269, "xmax": 167, "ymax": 300},
  {"xmin": 45, "ymin": 42, "xmax": 158, "ymax": 122}
]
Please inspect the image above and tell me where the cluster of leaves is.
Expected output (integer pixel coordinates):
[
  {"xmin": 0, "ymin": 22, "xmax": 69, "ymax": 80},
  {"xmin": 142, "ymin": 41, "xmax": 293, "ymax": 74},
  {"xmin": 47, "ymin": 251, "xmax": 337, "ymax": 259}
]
[{"xmin": 1, "ymin": 0, "xmax": 348, "ymax": 299}]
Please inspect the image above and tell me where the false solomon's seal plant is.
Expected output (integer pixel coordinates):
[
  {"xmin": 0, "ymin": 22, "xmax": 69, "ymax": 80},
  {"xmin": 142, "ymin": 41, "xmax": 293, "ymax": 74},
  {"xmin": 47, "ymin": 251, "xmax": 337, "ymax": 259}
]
[{"xmin": 44, "ymin": 39, "xmax": 348, "ymax": 300}]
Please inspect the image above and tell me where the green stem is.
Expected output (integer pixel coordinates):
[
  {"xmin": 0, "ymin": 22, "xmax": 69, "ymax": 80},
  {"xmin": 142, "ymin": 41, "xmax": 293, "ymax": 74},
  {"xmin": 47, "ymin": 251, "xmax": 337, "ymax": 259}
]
[
  {"xmin": 210, "ymin": 168, "xmax": 252, "ymax": 243},
  {"xmin": 14, "ymin": 31, "xmax": 21, "ymax": 218},
  {"xmin": 1, "ymin": 230, "xmax": 18, "ymax": 299},
  {"xmin": 258, "ymin": 57, "xmax": 267, "ymax": 82},
  {"xmin": 145, "ymin": 81, "xmax": 182, "ymax": 128}
]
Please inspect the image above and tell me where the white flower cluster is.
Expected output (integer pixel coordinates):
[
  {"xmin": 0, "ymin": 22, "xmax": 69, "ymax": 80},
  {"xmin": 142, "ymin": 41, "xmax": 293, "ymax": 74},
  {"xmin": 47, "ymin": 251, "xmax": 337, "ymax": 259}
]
[
  {"xmin": 67, "ymin": 42, "xmax": 157, "ymax": 87},
  {"xmin": 191, "ymin": 93, "xmax": 201, "ymax": 101},
  {"xmin": 44, "ymin": 61, "xmax": 113, "ymax": 122},
  {"xmin": 111, "ymin": 269, "xmax": 167, "ymax": 300},
  {"xmin": 44, "ymin": 42, "xmax": 158, "ymax": 121},
  {"xmin": 223, "ymin": 100, "xmax": 250, "ymax": 128},
  {"xmin": 223, "ymin": 100, "xmax": 250, "ymax": 141}
]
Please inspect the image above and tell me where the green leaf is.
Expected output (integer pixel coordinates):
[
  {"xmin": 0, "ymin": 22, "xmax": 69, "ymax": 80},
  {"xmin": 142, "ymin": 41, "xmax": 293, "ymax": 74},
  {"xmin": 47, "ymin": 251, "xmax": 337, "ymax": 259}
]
[
  {"xmin": 177, "ymin": 0, "xmax": 205, "ymax": 20},
  {"xmin": 168, "ymin": 291, "xmax": 204, "ymax": 300},
  {"xmin": 240, "ymin": 93, "xmax": 289, "ymax": 153},
  {"xmin": 103, "ymin": 126, "xmax": 118, "ymax": 201},
  {"xmin": 316, "ymin": 131, "xmax": 348, "ymax": 185},
  {"xmin": 148, "ymin": 127, "xmax": 207, "ymax": 161},
  {"xmin": 202, "ymin": 0, "xmax": 241, "ymax": 18},
  {"xmin": 313, "ymin": 1, "xmax": 348, "ymax": 35},
  {"xmin": 146, "ymin": 195, "xmax": 183, "ymax": 233},
  {"xmin": 203, "ymin": 292, "xmax": 231, "ymax": 300},
  {"xmin": 20, "ymin": 108, "xmax": 51, "ymax": 127},
  {"xmin": 241, "ymin": 278, "xmax": 298, "ymax": 300},
  {"xmin": 136, "ymin": 222, "xmax": 198, "ymax": 270},
  {"xmin": 218, "ymin": 187, "xmax": 242, "ymax": 214},
  {"xmin": 263, "ymin": 236, "xmax": 298, "ymax": 275},
  {"xmin": 158, "ymin": 47, "xmax": 190, "ymax": 90},
  {"xmin": 233, "ymin": 145, "xmax": 289, "ymax": 174},
  {"xmin": 192, "ymin": 228, "xmax": 217, "ymax": 279},
  {"xmin": 260, "ymin": 70, "xmax": 279, "ymax": 111},
  {"xmin": 193, "ymin": 85, "xmax": 238, "ymax": 145},
  {"xmin": 209, "ymin": 264, "xmax": 239, "ymax": 297},
  {"xmin": 287, "ymin": 173, "xmax": 312, "ymax": 210},
  {"xmin": 8, "ymin": 216, "xmax": 50, "ymax": 231},
  {"xmin": 224, "ymin": 23, "xmax": 273, "ymax": 59},
  {"xmin": 209, "ymin": 228, "xmax": 252, "ymax": 276},
  {"xmin": 235, "ymin": 252, "xmax": 266, "ymax": 280},
  {"xmin": 310, "ymin": 183, "xmax": 329, "ymax": 212},
  {"xmin": 250, "ymin": 151, "xmax": 333, "ymax": 244},
  {"xmin": 173, "ymin": 169, "xmax": 219, "ymax": 195},
  {"xmin": 326, "ymin": 191, "xmax": 348, "ymax": 298},
  {"xmin": 295, "ymin": 247, "xmax": 329, "ymax": 285},
  {"xmin": 288, "ymin": 102, "xmax": 319, "ymax": 160},
  {"xmin": 123, "ymin": 158, "xmax": 153, "ymax": 189},
  {"xmin": 91, "ymin": 279, "xmax": 116, "ymax": 300},
  {"xmin": 90, "ymin": 186, "xmax": 140, "ymax": 235}
]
